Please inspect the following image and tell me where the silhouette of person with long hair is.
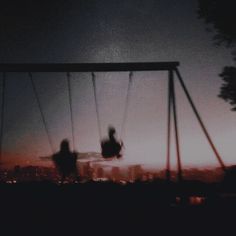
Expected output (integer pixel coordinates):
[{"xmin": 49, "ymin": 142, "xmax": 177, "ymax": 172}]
[
  {"xmin": 52, "ymin": 139, "xmax": 78, "ymax": 183},
  {"xmin": 101, "ymin": 126, "xmax": 123, "ymax": 159}
]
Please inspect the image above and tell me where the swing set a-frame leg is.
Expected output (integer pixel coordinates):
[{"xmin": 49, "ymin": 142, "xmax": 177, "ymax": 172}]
[
  {"xmin": 174, "ymin": 68, "xmax": 226, "ymax": 172},
  {"xmin": 166, "ymin": 70, "xmax": 183, "ymax": 182},
  {"xmin": 166, "ymin": 71, "xmax": 172, "ymax": 181},
  {"xmin": 165, "ymin": 67, "xmax": 226, "ymax": 183}
]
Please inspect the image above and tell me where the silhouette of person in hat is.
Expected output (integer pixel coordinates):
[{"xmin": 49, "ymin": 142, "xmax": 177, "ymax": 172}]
[{"xmin": 101, "ymin": 126, "xmax": 123, "ymax": 159}]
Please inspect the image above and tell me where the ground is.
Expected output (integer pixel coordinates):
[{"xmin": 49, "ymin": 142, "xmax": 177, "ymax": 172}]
[{"xmin": 1, "ymin": 181, "xmax": 236, "ymax": 235}]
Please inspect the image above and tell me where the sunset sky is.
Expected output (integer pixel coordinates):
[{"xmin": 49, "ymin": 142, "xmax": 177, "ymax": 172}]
[{"xmin": 0, "ymin": 0, "xmax": 235, "ymax": 169}]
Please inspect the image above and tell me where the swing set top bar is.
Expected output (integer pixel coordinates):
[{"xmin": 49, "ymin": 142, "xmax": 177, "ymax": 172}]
[{"xmin": 0, "ymin": 62, "xmax": 179, "ymax": 72}]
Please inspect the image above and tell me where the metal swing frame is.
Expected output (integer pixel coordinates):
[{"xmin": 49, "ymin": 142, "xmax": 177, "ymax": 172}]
[{"xmin": 0, "ymin": 62, "xmax": 226, "ymax": 181}]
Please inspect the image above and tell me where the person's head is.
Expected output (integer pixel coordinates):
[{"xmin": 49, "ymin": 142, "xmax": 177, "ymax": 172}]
[
  {"xmin": 108, "ymin": 126, "xmax": 116, "ymax": 139},
  {"xmin": 60, "ymin": 139, "xmax": 70, "ymax": 152}
]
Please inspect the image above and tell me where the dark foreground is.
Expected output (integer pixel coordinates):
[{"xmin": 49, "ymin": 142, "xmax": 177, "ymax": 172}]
[{"xmin": 1, "ymin": 181, "xmax": 236, "ymax": 235}]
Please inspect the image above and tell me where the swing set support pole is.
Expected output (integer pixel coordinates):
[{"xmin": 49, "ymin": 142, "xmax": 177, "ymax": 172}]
[
  {"xmin": 0, "ymin": 73, "xmax": 6, "ymax": 166},
  {"xmin": 166, "ymin": 71, "xmax": 172, "ymax": 181},
  {"xmin": 166, "ymin": 70, "xmax": 183, "ymax": 182},
  {"xmin": 170, "ymin": 70, "xmax": 183, "ymax": 182},
  {"xmin": 174, "ymin": 68, "xmax": 226, "ymax": 171},
  {"xmin": 0, "ymin": 62, "xmax": 179, "ymax": 73}
]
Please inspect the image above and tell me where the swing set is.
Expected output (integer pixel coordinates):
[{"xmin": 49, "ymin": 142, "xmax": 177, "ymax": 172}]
[{"xmin": 0, "ymin": 62, "xmax": 227, "ymax": 181}]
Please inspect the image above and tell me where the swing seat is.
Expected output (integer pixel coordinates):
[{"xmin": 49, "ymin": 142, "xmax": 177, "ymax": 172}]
[
  {"xmin": 101, "ymin": 140, "xmax": 122, "ymax": 159},
  {"xmin": 52, "ymin": 152, "xmax": 77, "ymax": 177}
]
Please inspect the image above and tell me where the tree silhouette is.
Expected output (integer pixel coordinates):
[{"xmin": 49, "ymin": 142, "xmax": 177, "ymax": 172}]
[
  {"xmin": 198, "ymin": 0, "xmax": 236, "ymax": 47},
  {"xmin": 198, "ymin": 0, "xmax": 236, "ymax": 110},
  {"xmin": 219, "ymin": 67, "xmax": 236, "ymax": 110}
]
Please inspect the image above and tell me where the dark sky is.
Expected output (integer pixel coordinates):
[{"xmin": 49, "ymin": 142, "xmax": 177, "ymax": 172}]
[{"xmin": 0, "ymin": 0, "xmax": 235, "ymax": 169}]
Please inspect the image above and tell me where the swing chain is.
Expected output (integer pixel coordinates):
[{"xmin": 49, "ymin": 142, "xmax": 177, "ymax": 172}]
[
  {"xmin": 29, "ymin": 72, "xmax": 54, "ymax": 154},
  {"xmin": 0, "ymin": 72, "xmax": 6, "ymax": 164},
  {"xmin": 66, "ymin": 71, "xmax": 75, "ymax": 151},
  {"xmin": 120, "ymin": 71, "xmax": 133, "ymax": 140},
  {"xmin": 92, "ymin": 72, "xmax": 102, "ymax": 141}
]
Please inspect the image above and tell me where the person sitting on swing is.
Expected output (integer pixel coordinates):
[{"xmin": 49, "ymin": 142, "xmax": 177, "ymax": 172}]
[
  {"xmin": 52, "ymin": 139, "xmax": 78, "ymax": 183},
  {"xmin": 101, "ymin": 126, "xmax": 123, "ymax": 159}
]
